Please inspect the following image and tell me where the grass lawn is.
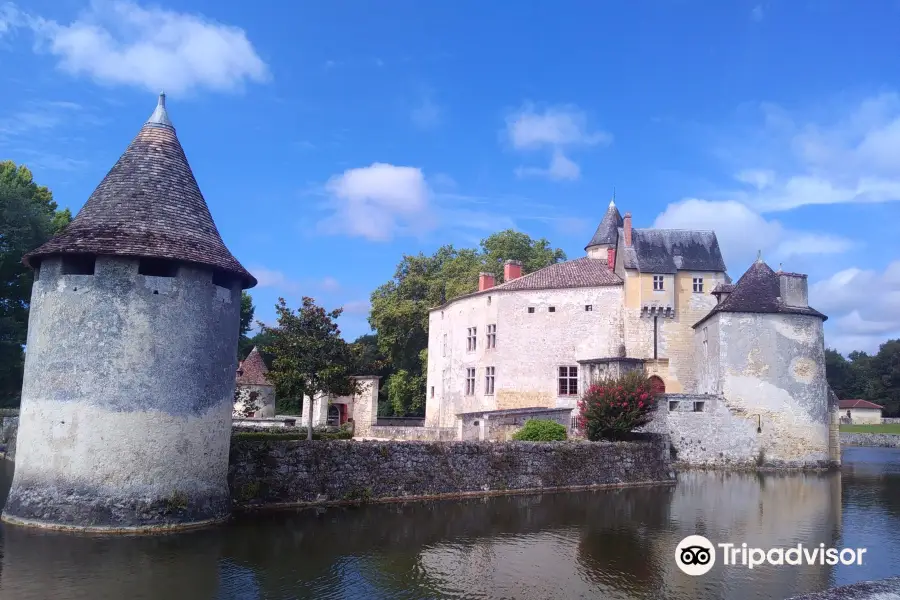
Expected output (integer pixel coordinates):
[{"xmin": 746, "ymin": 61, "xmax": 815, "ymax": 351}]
[{"xmin": 840, "ymin": 423, "xmax": 900, "ymax": 434}]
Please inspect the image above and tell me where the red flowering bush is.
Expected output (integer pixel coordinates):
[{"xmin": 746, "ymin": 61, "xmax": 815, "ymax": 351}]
[{"xmin": 577, "ymin": 371, "xmax": 660, "ymax": 441}]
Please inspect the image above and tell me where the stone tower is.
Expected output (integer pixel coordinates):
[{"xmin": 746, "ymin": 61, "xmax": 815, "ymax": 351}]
[
  {"xmin": 584, "ymin": 198, "xmax": 623, "ymax": 261},
  {"xmin": 2, "ymin": 93, "xmax": 257, "ymax": 532}
]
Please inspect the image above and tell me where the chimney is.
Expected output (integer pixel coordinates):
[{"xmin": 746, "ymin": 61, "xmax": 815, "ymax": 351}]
[
  {"xmin": 607, "ymin": 247, "xmax": 616, "ymax": 271},
  {"xmin": 623, "ymin": 212, "xmax": 632, "ymax": 247},
  {"xmin": 504, "ymin": 260, "xmax": 523, "ymax": 281},
  {"xmin": 478, "ymin": 272, "xmax": 495, "ymax": 291},
  {"xmin": 778, "ymin": 271, "xmax": 809, "ymax": 308}
]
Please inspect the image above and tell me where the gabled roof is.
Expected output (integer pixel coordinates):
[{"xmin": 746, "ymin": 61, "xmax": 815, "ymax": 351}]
[
  {"xmin": 694, "ymin": 259, "xmax": 826, "ymax": 328},
  {"xmin": 839, "ymin": 399, "xmax": 883, "ymax": 410},
  {"xmin": 23, "ymin": 93, "xmax": 256, "ymax": 288},
  {"xmin": 621, "ymin": 228, "xmax": 727, "ymax": 273},
  {"xmin": 585, "ymin": 199, "xmax": 623, "ymax": 249},
  {"xmin": 430, "ymin": 257, "xmax": 622, "ymax": 310},
  {"xmin": 236, "ymin": 347, "xmax": 271, "ymax": 386}
]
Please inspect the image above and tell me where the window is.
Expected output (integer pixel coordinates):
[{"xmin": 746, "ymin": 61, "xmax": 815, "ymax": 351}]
[
  {"xmin": 527, "ymin": 307, "xmax": 535, "ymax": 313},
  {"xmin": 693, "ymin": 401, "xmax": 705, "ymax": 412},
  {"xmin": 442, "ymin": 334, "xmax": 448, "ymax": 357},
  {"xmin": 213, "ymin": 271, "xmax": 232, "ymax": 289},
  {"xmin": 139, "ymin": 258, "xmax": 178, "ymax": 277},
  {"xmin": 702, "ymin": 327, "xmax": 708, "ymax": 352},
  {"xmin": 466, "ymin": 327, "xmax": 477, "ymax": 351},
  {"xmin": 430, "ymin": 386, "xmax": 434, "ymax": 398},
  {"xmin": 693, "ymin": 277, "xmax": 704, "ymax": 293},
  {"xmin": 548, "ymin": 306, "xmax": 556, "ymax": 313},
  {"xmin": 486, "ymin": 324, "xmax": 496, "ymax": 349},
  {"xmin": 558, "ymin": 366, "xmax": 578, "ymax": 396},
  {"xmin": 585, "ymin": 305, "xmax": 592, "ymax": 311},
  {"xmin": 465, "ymin": 368, "xmax": 476, "ymax": 395},
  {"xmin": 485, "ymin": 366, "xmax": 495, "ymax": 395},
  {"xmin": 61, "ymin": 255, "xmax": 96, "ymax": 275},
  {"xmin": 669, "ymin": 401, "xmax": 679, "ymax": 411},
  {"xmin": 487, "ymin": 296, "xmax": 492, "ymax": 305},
  {"xmin": 653, "ymin": 275, "xmax": 664, "ymax": 291}
]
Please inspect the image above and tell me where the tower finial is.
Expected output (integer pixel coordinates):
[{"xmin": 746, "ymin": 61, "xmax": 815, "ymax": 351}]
[
  {"xmin": 146, "ymin": 91, "xmax": 173, "ymax": 128},
  {"xmin": 756, "ymin": 249, "xmax": 763, "ymax": 262},
  {"xmin": 609, "ymin": 187, "xmax": 616, "ymax": 208}
]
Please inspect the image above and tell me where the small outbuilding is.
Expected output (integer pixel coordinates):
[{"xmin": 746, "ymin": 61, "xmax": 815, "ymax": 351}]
[{"xmin": 839, "ymin": 399, "xmax": 884, "ymax": 425}]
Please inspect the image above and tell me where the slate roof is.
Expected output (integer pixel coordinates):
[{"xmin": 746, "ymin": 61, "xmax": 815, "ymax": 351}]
[
  {"xmin": 236, "ymin": 347, "xmax": 271, "ymax": 386},
  {"xmin": 839, "ymin": 399, "xmax": 883, "ymax": 410},
  {"xmin": 431, "ymin": 257, "xmax": 622, "ymax": 310},
  {"xmin": 693, "ymin": 259, "xmax": 827, "ymax": 328},
  {"xmin": 585, "ymin": 200, "xmax": 623, "ymax": 249},
  {"xmin": 621, "ymin": 228, "xmax": 727, "ymax": 274},
  {"xmin": 711, "ymin": 283, "xmax": 735, "ymax": 294},
  {"xmin": 23, "ymin": 93, "xmax": 256, "ymax": 289}
]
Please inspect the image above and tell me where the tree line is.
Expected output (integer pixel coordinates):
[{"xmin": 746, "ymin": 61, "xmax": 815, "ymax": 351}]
[{"xmin": 4, "ymin": 160, "xmax": 899, "ymax": 419}]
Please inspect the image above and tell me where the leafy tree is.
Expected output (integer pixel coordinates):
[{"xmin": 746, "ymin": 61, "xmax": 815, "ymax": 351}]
[
  {"xmin": 826, "ymin": 344, "xmax": 900, "ymax": 417},
  {"xmin": 259, "ymin": 297, "xmax": 359, "ymax": 440},
  {"xmin": 0, "ymin": 161, "xmax": 72, "ymax": 407},
  {"xmin": 369, "ymin": 230, "xmax": 565, "ymax": 416},
  {"xmin": 237, "ymin": 291, "xmax": 255, "ymax": 359}
]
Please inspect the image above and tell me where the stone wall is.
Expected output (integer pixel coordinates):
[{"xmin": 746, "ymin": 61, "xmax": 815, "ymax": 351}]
[
  {"xmin": 228, "ymin": 436, "xmax": 674, "ymax": 507},
  {"xmin": 458, "ymin": 407, "xmax": 573, "ymax": 441},
  {"xmin": 882, "ymin": 418, "xmax": 900, "ymax": 424},
  {"xmin": 358, "ymin": 425, "xmax": 457, "ymax": 441},
  {"xmin": 840, "ymin": 432, "xmax": 900, "ymax": 448},
  {"xmin": 0, "ymin": 409, "xmax": 19, "ymax": 460}
]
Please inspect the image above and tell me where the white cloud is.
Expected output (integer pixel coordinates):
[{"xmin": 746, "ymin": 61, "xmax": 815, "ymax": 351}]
[
  {"xmin": 320, "ymin": 277, "xmax": 340, "ymax": 292},
  {"xmin": 809, "ymin": 262, "xmax": 900, "ymax": 353},
  {"xmin": 653, "ymin": 198, "xmax": 853, "ymax": 270},
  {"xmin": 250, "ymin": 267, "xmax": 300, "ymax": 293},
  {"xmin": 318, "ymin": 163, "xmax": 434, "ymax": 241},
  {"xmin": 751, "ymin": 5, "xmax": 764, "ymax": 22},
  {"xmin": 723, "ymin": 93, "xmax": 900, "ymax": 211},
  {"xmin": 515, "ymin": 149, "xmax": 581, "ymax": 181},
  {"xmin": 341, "ymin": 300, "xmax": 371, "ymax": 316},
  {"xmin": 504, "ymin": 102, "xmax": 610, "ymax": 181},
  {"xmin": 11, "ymin": 1, "xmax": 269, "ymax": 94}
]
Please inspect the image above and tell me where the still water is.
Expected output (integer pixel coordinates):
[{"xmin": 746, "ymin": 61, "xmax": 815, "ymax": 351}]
[{"xmin": 0, "ymin": 447, "xmax": 898, "ymax": 600}]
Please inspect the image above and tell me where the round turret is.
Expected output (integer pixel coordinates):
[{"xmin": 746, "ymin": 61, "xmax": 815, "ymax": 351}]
[{"xmin": 1, "ymin": 95, "xmax": 254, "ymax": 532}]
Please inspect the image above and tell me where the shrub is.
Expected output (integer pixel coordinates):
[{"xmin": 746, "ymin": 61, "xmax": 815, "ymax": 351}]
[
  {"xmin": 577, "ymin": 371, "xmax": 659, "ymax": 441},
  {"xmin": 512, "ymin": 419, "xmax": 568, "ymax": 441}
]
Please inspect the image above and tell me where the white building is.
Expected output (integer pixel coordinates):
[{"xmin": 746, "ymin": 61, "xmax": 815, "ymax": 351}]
[{"xmin": 839, "ymin": 399, "xmax": 884, "ymax": 424}]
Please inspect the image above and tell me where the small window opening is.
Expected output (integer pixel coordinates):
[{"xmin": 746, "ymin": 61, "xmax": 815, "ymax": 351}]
[
  {"xmin": 139, "ymin": 258, "xmax": 178, "ymax": 277},
  {"xmin": 473, "ymin": 421, "xmax": 479, "ymax": 427},
  {"xmin": 585, "ymin": 305, "xmax": 592, "ymax": 311},
  {"xmin": 693, "ymin": 401, "xmax": 705, "ymax": 412},
  {"xmin": 527, "ymin": 307, "xmax": 535, "ymax": 313},
  {"xmin": 212, "ymin": 271, "xmax": 232, "ymax": 289},
  {"xmin": 61, "ymin": 255, "xmax": 96, "ymax": 275},
  {"xmin": 33, "ymin": 262, "xmax": 41, "ymax": 281},
  {"xmin": 430, "ymin": 386, "xmax": 434, "ymax": 398},
  {"xmin": 669, "ymin": 401, "xmax": 679, "ymax": 411},
  {"xmin": 548, "ymin": 306, "xmax": 556, "ymax": 313},
  {"xmin": 653, "ymin": 275, "xmax": 664, "ymax": 291},
  {"xmin": 487, "ymin": 296, "xmax": 492, "ymax": 305},
  {"xmin": 692, "ymin": 277, "xmax": 704, "ymax": 293}
]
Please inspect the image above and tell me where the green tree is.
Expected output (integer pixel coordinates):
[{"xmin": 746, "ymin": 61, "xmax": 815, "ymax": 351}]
[
  {"xmin": 0, "ymin": 161, "xmax": 72, "ymax": 407},
  {"xmin": 259, "ymin": 297, "xmax": 359, "ymax": 440},
  {"xmin": 237, "ymin": 291, "xmax": 255, "ymax": 359},
  {"xmin": 369, "ymin": 230, "xmax": 566, "ymax": 416}
]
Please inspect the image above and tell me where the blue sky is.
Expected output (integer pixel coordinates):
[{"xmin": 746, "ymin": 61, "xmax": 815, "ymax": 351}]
[{"xmin": 2, "ymin": 0, "xmax": 900, "ymax": 353}]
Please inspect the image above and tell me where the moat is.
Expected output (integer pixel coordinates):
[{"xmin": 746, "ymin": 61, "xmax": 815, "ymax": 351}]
[{"xmin": 0, "ymin": 447, "xmax": 898, "ymax": 600}]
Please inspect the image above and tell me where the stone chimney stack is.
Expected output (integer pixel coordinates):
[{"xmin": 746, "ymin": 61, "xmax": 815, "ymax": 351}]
[
  {"xmin": 779, "ymin": 271, "xmax": 809, "ymax": 308},
  {"xmin": 478, "ymin": 272, "xmax": 495, "ymax": 291},
  {"xmin": 607, "ymin": 247, "xmax": 616, "ymax": 271},
  {"xmin": 623, "ymin": 212, "xmax": 633, "ymax": 247},
  {"xmin": 504, "ymin": 260, "xmax": 523, "ymax": 281}
]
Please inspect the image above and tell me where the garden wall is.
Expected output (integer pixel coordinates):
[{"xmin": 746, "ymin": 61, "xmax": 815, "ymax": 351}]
[
  {"xmin": 840, "ymin": 432, "xmax": 900, "ymax": 448},
  {"xmin": 228, "ymin": 436, "xmax": 674, "ymax": 508}
]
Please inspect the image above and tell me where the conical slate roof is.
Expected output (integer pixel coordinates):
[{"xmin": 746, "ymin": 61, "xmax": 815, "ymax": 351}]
[
  {"xmin": 693, "ymin": 258, "xmax": 825, "ymax": 328},
  {"xmin": 23, "ymin": 93, "xmax": 256, "ymax": 289},
  {"xmin": 585, "ymin": 199, "xmax": 623, "ymax": 249},
  {"xmin": 236, "ymin": 347, "xmax": 271, "ymax": 386}
]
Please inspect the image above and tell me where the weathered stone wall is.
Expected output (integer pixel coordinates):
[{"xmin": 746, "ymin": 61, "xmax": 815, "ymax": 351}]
[
  {"xmin": 228, "ymin": 437, "xmax": 674, "ymax": 507},
  {"xmin": 233, "ymin": 384, "xmax": 275, "ymax": 418},
  {"xmin": 840, "ymin": 432, "xmax": 900, "ymax": 447},
  {"xmin": 458, "ymin": 407, "xmax": 573, "ymax": 441},
  {"xmin": 3, "ymin": 256, "xmax": 240, "ymax": 531},
  {"xmin": 882, "ymin": 417, "xmax": 900, "ymax": 424},
  {"xmin": 358, "ymin": 426, "xmax": 457, "ymax": 441},
  {"xmin": 425, "ymin": 285, "xmax": 624, "ymax": 429},
  {"xmin": 689, "ymin": 312, "xmax": 833, "ymax": 468},
  {"xmin": 0, "ymin": 409, "xmax": 19, "ymax": 460}
]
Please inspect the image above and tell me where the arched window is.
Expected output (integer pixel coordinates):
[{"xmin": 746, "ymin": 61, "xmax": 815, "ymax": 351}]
[
  {"xmin": 327, "ymin": 404, "xmax": 340, "ymax": 426},
  {"xmin": 649, "ymin": 376, "xmax": 666, "ymax": 395}
]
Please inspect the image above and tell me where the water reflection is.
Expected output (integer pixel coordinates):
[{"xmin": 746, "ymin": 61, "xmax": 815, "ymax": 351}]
[{"xmin": 0, "ymin": 448, "xmax": 896, "ymax": 600}]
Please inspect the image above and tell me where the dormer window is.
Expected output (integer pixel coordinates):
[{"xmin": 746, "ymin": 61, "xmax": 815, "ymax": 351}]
[{"xmin": 653, "ymin": 275, "xmax": 664, "ymax": 291}]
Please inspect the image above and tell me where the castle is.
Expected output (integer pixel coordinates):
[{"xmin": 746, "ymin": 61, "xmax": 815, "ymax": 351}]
[
  {"xmin": 2, "ymin": 94, "xmax": 257, "ymax": 531},
  {"xmin": 424, "ymin": 200, "xmax": 841, "ymax": 467}
]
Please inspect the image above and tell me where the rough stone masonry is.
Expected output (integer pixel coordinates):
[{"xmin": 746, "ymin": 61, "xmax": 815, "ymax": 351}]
[{"xmin": 228, "ymin": 436, "xmax": 675, "ymax": 508}]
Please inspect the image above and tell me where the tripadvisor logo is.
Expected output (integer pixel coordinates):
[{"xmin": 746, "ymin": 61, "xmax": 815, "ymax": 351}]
[{"xmin": 675, "ymin": 536, "xmax": 868, "ymax": 576}]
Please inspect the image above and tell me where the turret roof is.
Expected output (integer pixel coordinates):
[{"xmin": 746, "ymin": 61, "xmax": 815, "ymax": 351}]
[
  {"xmin": 23, "ymin": 93, "xmax": 256, "ymax": 288},
  {"xmin": 236, "ymin": 347, "xmax": 271, "ymax": 386},
  {"xmin": 585, "ymin": 199, "xmax": 623, "ymax": 249}
]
